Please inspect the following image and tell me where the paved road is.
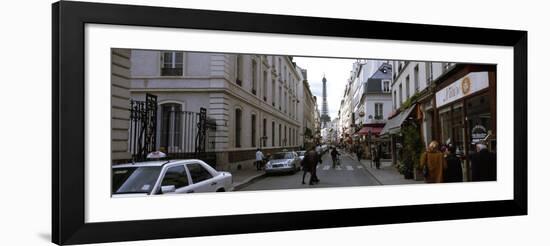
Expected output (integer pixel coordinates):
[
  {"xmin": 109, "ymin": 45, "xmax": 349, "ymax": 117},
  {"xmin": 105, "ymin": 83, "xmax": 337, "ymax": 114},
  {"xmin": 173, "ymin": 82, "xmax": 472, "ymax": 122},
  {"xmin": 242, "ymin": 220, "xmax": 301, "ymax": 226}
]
[{"xmin": 236, "ymin": 150, "xmax": 381, "ymax": 191}]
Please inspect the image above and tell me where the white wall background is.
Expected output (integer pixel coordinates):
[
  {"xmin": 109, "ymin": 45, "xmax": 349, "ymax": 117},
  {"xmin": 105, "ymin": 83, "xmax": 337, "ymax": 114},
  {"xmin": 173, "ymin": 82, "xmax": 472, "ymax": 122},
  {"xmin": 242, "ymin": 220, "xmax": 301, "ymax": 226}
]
[{"xmin": 0, "ymin": 0, "xmax": 547, "ymax": 245}]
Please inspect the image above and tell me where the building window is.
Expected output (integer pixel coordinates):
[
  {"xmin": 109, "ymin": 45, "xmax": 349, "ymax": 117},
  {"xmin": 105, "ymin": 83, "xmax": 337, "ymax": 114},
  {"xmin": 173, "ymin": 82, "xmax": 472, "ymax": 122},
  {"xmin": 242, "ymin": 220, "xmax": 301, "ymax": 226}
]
[
  {"xmin": 414, "ymin": 65, "xmax": 419, "ymax": 92},
  {"xmin": 161, "ymin": 51, "xmax": 183, "ymax": 76},
  {"xmin": 278, "ymin": 58, "xmax": 282, "ymax": 76},
  {"xmin": 393, "ymin": 90, "xmax": 397, "ymax": 109},
  {"xmin": 160, "ymin": 103, "xmax": 182, "ymax": 152},
  {"xmin": 383, "ymin": 80, "xmax": 390, "ymax": 92},
  {"xmin": 398, "ymin": 84, "xmax": 403, "ymax": 107},
  {"xmin": 235, "ymin": 109, "xmax": 242, "ymax": 147},
  {"xmin": 375, "ymin": 103, "xmax": 383, "ymax": 119},
  {"xmin": 262, "ymin": 118, "xmax": 267, "ymax": 147},
  {"xmin": 272, "ymin": 79, "xmax": 276, "ymax": 106},
  {"xmin": 284, "ymin": 126, "xmax": 287, "ymax": 146},
  {"xmin": 279, "ymin": 86, "xmax": 282, "ymax": 110},
  {"xmin": 426, "ymin": 62, "xmax": 433, "ymax": 85},
  {"xmin": 251, "ymin": 114, "xmax": 256, "ymax": 147},
  {"xmin": 263, "ymin": 70, "xmax": 268, "ymax": 101},
  {"xmin": 405, "ymin": 75, "xmax": 410, "ymax": 99},
  {"xmin": 236, "ymin": 55, "xmax": 243, "ymax": 86},
  {"xmin": 252, "ymin": 60, "xmax": 257, "ymax": 95},
  {"xmin": 278, "ymin": 124, "xmax": 282, "ymax": 146},
  {"xmin": 272, "ymin": 121, "xmax": 275, "ymax": 147},
  {"xmin": 290, "ymin": 128, "xmax": 294, "ymax": 146}
]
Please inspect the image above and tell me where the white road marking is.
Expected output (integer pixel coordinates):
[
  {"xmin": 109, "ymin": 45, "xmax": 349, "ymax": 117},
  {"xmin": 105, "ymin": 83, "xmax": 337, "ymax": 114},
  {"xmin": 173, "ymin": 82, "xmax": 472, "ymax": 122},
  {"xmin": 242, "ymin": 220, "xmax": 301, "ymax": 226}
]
[{"xmin": 346, "ymin": 166, "xmax": 353, "ymax": 171}]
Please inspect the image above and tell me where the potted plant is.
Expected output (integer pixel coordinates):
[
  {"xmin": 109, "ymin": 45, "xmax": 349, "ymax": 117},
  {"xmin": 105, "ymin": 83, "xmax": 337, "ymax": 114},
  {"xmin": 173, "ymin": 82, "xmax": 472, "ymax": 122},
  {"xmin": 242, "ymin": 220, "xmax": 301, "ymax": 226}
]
[{"xmin": 401, "ymin": 124, "xmax": 423, "ymax": 180}]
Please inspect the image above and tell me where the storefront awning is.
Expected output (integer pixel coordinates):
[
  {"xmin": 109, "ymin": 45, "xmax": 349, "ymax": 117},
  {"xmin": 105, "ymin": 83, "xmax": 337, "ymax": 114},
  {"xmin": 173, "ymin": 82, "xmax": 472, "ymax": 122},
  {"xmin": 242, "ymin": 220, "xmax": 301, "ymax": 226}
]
[
  {"xmin": 380, "ymin": 104, "xmax": 416, "ymax": 135},
  {"xmin": 357, "ymin": 125, "xmax": 384, "ymax": 136}
]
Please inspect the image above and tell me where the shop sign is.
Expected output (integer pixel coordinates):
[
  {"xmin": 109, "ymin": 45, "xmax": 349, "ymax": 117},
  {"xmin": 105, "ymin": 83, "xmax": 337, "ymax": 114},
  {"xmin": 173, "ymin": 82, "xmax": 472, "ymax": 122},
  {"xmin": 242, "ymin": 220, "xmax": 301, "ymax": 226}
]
[
  {"xmin": 471, "ymin": 125, "xmax": 488, "ymax": 143},
  {"xmin": 436, "ymin": 72, "xmax": 489, "ymax": 108}
]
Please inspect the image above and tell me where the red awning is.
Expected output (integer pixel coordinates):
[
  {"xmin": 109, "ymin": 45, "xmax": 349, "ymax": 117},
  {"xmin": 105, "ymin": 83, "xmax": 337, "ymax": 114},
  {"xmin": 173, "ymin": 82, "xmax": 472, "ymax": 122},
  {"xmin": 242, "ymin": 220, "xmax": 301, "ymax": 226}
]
[{"xmin": 357, "ymin": 126, "xmax": 384, "ymax": 136}]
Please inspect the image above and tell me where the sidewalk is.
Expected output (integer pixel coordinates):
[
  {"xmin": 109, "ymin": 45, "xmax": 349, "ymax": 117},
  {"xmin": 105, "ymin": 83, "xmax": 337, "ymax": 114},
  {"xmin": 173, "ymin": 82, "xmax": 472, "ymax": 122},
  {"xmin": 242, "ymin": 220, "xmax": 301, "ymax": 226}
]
[
  {"xmin": 226, "ymin": 161, "xmax": 266, "ymax": 191},
  {"xmin": 359, "ymin": 158, "xmax": 423, "ymax": 185}
]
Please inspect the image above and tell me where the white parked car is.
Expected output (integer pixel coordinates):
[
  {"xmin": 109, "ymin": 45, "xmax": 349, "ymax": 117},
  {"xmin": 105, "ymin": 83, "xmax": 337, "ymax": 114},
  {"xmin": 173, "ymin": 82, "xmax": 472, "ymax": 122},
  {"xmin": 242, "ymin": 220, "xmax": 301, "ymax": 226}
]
[{"xmin": 112, "ymin": 159, "xmax": 232, "ymax": 197}]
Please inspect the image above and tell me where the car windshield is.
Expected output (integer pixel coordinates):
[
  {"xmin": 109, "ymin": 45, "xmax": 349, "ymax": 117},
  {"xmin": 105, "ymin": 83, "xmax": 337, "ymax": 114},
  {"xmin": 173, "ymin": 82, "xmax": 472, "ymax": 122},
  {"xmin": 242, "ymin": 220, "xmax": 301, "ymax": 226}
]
[
  {"xmin": 271, "ymin": 152, "xmax": 294, "ymax": 159},
  {"xmin": 112, "ymin": 166, "xmax": 162, "ymax": 194}
]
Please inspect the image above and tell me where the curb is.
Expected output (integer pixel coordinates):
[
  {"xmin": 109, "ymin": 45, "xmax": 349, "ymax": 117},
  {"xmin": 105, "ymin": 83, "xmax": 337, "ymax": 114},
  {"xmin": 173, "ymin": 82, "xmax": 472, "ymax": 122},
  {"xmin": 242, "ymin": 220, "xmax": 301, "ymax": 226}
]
[
  {"xmin": 358, "ymin": 160, "xmax": 384, "ymax": 185},
  {"xmin": 231, "ymin": 172, "xmax": 266, "ymax": 191}
]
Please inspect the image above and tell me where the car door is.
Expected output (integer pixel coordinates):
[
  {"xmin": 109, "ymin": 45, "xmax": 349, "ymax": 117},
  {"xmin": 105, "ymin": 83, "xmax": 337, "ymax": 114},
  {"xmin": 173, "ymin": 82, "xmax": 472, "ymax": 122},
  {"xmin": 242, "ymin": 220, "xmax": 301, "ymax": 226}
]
[
  {"xmin": 186, "ymin": 162, "xmax": 217, "ymax": 193},
  {"xmin": 156, "ymin": 164, "xmax": 192, "ymax": 194}
]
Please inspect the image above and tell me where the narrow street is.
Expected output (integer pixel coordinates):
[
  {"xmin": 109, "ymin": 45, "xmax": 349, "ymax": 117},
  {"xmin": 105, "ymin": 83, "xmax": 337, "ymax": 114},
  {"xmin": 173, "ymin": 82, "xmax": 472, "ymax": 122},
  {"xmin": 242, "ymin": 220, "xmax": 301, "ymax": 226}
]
[{"xmin": 236, "ymin": 150, "xmax": 380, "ymax": 191}]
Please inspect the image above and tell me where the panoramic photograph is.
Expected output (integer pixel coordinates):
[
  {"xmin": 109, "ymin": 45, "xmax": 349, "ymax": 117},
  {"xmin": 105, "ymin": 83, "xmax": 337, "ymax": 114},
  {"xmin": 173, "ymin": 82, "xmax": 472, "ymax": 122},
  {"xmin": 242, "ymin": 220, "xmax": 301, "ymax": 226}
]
[{"xmin": 110, "ymin": 48, "xmax": 497, "ymax": 196}]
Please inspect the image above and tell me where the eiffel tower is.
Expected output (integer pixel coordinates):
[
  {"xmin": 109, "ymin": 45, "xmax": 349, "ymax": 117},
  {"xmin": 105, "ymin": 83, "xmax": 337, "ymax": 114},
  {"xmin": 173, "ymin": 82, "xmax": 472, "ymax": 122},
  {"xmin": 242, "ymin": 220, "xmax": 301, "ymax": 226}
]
[{"xmin": 320, "ymin": 75, "xmax": 331, "ymax": 128}]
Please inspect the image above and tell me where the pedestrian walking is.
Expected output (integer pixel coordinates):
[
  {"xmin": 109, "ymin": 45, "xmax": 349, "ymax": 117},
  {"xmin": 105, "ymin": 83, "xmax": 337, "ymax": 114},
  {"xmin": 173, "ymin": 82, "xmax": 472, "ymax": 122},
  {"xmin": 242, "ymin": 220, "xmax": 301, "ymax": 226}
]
[
  {"xmin": 444, "ymin": 144, "xmax": 463, "ymax": 182},
  {"xmin": 330, "ymin": 147, "xmax": 340, "ymax": 168},
  {"xmin": 373, "ymin": 145, "xmax": 381, "ymax": 169},
  {"xmin": 420, "ymin": 140, "xmax": 447, "ymax": 183},
  {"xmin": 355, "ymin": 144, "xmax": 363, "ymax": 162},
  {"xmin": 470, "ymin": 143, "xmax": 496, "ymax": 181},
  {"xmin": 301, "ymin": 148, "xmax": 320, "ymax": 185},
  {"xmin": 255, "ymin": 148, "xmax": 265, "ymax": 171}
]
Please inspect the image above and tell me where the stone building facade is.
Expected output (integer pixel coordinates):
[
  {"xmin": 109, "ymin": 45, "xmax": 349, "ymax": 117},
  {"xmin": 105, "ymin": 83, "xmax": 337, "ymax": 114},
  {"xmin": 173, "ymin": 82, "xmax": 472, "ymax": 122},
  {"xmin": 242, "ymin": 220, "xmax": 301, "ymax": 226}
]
[{"xmin": 128, "ymin": 50, "xmax": 306, "ymax": 170}]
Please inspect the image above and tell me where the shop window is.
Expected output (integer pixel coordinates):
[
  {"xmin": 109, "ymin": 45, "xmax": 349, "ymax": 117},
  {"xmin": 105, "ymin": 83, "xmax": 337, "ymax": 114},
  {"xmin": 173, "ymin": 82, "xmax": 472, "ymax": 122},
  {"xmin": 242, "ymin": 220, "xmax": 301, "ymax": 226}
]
[
  {"xmin": 439, "ymin": 103, "xmax": 465, "ymax": 155},
  {"xmin": 466, "ymin": 93, "xmax": 492, "ymax": 147}
]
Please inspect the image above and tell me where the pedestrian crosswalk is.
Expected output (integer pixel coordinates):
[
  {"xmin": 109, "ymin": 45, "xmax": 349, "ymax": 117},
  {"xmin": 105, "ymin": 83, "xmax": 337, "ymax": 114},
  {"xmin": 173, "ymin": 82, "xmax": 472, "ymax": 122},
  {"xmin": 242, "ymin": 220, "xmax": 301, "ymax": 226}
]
[{"xmin": 315, "ymin": 164, "xmax": 364, "ymax": 171}]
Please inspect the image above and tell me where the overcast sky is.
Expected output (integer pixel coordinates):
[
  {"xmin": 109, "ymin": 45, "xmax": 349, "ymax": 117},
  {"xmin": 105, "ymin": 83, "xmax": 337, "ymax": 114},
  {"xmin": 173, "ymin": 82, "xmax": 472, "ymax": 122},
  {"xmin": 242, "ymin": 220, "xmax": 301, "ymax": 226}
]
[{"xmin": 293, "ymin": 57, "xmax": 357, "ymax": 119}]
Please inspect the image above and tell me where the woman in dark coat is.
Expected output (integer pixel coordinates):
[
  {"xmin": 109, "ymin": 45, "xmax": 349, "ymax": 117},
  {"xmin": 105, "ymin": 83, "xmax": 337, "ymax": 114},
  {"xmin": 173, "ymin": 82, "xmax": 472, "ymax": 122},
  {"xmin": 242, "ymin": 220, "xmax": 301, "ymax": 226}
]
[
  {"xmin": 444, "ymin": 145, "xmax": 463, "ymax": 182},
  {"xmin": 301, "ymin": 149, "xmax": 320, "ymax": 185}
]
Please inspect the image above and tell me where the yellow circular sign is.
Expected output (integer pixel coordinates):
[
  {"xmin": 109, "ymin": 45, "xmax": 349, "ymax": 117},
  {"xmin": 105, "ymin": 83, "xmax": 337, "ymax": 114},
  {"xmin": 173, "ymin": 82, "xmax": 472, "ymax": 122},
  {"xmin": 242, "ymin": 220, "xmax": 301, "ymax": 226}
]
[{"xmin": 462, "ymin": 77, "xmax": 471, "ymax": 95}]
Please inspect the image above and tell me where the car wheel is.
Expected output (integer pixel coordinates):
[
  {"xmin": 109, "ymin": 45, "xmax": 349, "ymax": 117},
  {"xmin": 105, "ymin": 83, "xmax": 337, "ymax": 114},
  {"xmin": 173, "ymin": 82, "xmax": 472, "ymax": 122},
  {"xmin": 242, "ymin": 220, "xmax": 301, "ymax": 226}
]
[{"xmin": 216, "ymin": 188, "xmax": 225, "ymax": 192}]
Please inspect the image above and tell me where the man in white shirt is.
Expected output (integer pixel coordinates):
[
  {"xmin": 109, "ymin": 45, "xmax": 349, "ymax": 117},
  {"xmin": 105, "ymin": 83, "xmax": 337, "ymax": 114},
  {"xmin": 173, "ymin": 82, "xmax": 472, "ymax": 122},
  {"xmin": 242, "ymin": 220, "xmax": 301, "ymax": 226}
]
[{"xmin": 255, "ymin": 148, "xmax": 265, "ymax": 171}]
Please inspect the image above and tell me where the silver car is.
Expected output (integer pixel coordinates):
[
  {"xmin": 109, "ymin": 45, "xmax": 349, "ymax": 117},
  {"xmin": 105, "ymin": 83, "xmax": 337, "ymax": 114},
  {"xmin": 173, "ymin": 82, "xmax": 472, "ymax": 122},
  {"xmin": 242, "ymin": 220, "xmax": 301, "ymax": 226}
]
[{"xmin": 265, "ymin": 152, "xmax": 301, "ymax": 174}]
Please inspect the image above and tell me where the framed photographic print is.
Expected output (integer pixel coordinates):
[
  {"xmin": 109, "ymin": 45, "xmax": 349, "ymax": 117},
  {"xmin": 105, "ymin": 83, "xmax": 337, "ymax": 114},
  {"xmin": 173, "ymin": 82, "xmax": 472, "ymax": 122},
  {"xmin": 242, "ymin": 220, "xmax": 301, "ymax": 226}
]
[{"xmin": 52, "ymin": 1, "xmax": 527, "ymax": 245}]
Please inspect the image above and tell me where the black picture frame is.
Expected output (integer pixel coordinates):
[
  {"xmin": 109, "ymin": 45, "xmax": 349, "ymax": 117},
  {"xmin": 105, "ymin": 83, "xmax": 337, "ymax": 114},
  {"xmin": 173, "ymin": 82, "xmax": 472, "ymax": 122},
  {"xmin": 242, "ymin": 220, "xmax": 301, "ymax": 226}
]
[{"xmin": 52, "ymin": 1, "xmax": 527, "ymax": 245}]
